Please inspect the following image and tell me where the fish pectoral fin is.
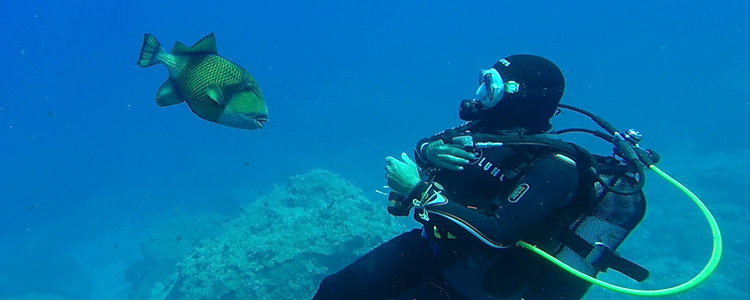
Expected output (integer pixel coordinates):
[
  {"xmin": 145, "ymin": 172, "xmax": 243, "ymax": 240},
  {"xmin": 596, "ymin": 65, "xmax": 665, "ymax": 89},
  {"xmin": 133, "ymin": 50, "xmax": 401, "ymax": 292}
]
[
  {"xmin": 206, "ymin": 84, "xmax": 227, "ymax": 106},
  {"xmin": 155, "ymin": 80, "xmax": 184, "ymax": 107}
]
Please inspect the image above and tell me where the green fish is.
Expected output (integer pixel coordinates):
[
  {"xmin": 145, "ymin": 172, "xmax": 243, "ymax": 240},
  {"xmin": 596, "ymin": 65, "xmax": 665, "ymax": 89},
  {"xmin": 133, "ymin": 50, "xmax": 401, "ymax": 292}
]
[{"xmin": 137, "ymin": 33, "xmax": 268, "ymax": 130}]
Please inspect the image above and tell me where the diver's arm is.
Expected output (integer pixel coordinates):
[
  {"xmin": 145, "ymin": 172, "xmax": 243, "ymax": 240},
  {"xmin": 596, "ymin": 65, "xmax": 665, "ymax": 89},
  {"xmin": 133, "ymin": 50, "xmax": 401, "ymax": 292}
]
[
  {"xmin": 414, "ymin": 137, "xmax": 434, "ymax": 168},
  {"xmin": 412, "ymin": 155, "xmax": 579, "ymax": 248},
  {"xmin": 414, "ymin": 122, "xmax": 480, "ymax": 169}
]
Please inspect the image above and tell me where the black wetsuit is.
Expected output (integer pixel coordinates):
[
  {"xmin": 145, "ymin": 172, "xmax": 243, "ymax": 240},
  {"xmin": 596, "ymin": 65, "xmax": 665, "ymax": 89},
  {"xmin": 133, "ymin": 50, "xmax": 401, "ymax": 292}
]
[{"xmin": 313, "ymin": 123, "xmax": 592, "ymax": 300}]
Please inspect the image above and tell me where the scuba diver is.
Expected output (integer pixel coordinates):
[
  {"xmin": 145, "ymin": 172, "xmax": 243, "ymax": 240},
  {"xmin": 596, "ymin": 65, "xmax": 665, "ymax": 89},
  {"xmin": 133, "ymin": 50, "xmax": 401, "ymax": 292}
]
[{"xmin": 312, "ymin": 54, "xmax": 721, "ymax": 300}]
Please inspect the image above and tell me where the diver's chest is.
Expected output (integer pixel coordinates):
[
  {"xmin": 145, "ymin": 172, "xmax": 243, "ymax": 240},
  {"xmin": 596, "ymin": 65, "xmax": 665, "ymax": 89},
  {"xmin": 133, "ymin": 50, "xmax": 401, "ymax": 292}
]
[{"xmin": 432, "ymin": 148, "xmax": 527, "ymax": 203}]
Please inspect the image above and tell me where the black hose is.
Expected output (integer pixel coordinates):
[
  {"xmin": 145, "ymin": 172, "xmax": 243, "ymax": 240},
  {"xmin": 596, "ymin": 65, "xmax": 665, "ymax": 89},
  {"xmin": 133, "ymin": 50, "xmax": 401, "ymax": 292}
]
[{"xmin": 555, "ymin": 128, "xmax": 613, "ymax": 143}]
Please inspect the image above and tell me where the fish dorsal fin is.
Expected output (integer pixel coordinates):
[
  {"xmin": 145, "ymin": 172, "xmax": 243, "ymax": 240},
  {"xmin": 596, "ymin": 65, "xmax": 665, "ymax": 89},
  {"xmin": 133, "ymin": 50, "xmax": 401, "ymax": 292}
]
[
  {"xmin": 170, "ymin": 33, "xmax": 218, "ymax": 55},
  {"xmin": 191, "ymin": 33, "xmax": 217, "ymax": 53},
  {"xmin": 206, "ymin": 84, "xmax": 227, "ymax": 106},
  {"xmin": 170, "ymin": 42, "xmax": 190, "ymax": 55}
]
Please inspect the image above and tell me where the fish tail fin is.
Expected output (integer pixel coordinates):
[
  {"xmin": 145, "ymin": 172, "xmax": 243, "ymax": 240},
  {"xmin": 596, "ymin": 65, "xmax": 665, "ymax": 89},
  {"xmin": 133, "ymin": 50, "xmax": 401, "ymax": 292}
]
[{"xmin": 137, "ymin": 33, "xmax": 166, "ymax": 68}]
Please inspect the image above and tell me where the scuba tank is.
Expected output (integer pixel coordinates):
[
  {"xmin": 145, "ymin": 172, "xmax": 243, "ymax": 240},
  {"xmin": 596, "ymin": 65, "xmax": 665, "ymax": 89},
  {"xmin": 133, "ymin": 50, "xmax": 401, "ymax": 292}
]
[{"xmin": 515, "ymin": 104, "xmax": 723, "ymax": 297}]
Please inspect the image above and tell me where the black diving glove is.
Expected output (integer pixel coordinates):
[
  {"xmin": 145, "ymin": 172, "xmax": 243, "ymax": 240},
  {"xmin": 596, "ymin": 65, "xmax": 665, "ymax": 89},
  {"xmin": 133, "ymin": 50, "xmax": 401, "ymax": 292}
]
[{"xmin": 387, "ymin": 192, "xmax": 411, "ymax": 216}]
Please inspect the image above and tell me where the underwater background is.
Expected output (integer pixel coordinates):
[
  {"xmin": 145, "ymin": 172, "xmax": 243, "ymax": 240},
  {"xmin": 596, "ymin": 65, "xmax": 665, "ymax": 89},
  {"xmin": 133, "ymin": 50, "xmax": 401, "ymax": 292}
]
[{"xmin": 1, "ymin": 0, "xmax": 748, "ymax": 299}]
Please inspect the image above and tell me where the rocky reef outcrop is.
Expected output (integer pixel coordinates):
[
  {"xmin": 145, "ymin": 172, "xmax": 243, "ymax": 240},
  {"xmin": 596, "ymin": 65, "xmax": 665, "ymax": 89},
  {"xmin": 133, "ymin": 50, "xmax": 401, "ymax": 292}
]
[{"xmin": 135, "ymin": 169, "xmax": 405, "ymax": 300}]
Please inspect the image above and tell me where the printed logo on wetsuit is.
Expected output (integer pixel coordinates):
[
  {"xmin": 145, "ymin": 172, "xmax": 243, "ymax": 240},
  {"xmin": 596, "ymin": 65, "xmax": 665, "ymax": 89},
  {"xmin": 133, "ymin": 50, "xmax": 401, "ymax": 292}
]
[
  {"xmin": 470, "ymin": 150, "xmax": 508, "ymax": 182},
  {"xmin": 508, "ymin": 183, "xmax": 529, "ymax": 203}
]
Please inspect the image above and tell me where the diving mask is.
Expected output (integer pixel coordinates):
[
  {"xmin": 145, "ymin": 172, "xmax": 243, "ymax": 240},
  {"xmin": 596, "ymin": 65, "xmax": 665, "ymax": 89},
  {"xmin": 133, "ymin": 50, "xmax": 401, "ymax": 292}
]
[{"xmin": 475, "ymin": 68, "xmax": 520, "ymax": 109}]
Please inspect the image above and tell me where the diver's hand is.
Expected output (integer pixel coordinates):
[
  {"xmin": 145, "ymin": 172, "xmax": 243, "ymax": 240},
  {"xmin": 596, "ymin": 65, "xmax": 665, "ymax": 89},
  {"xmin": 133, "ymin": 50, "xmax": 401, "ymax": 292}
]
[
  {"xmin": 385, "ymin": 153, "xmax": 421, "ymax": 195},
  {"xmin": 422, "ymin": 140, "xmax": 476, "ymax": 171}
]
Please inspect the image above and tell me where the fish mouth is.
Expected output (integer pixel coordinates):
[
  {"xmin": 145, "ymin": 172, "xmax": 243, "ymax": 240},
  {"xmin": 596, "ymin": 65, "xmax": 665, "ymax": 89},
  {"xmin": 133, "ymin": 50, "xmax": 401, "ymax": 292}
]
[
  {"xmin": 218, "ymin": 112, "xmax": 268, "ymax": 130},
  {"xmin": 254, "ymin": 114, "xmax": 269, "ymax": 127}
]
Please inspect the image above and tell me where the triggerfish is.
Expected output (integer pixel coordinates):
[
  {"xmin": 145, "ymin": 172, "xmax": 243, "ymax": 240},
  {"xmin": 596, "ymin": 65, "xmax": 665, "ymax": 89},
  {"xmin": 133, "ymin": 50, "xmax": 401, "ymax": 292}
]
[{"xmin": 137, "ymin": 33, "xmax": 268, "ymax": 130}]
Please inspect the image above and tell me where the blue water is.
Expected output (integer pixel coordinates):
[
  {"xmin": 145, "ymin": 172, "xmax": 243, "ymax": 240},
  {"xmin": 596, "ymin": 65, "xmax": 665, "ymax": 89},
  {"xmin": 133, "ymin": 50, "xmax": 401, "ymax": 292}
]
[{"xmin": 1, "ymin": 1, "xmax": 748, "ymax": 299}]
